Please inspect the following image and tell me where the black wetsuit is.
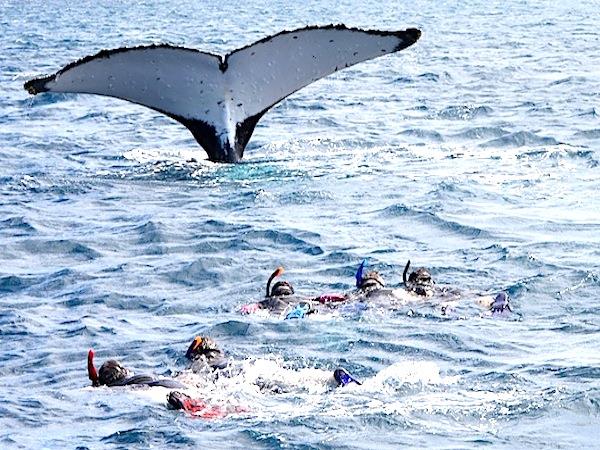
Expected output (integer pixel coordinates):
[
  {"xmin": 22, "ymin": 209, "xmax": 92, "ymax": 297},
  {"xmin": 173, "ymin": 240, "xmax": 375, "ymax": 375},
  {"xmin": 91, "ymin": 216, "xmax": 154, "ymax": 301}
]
[{"xmin": 107, "ymin": 374, "xmax": 186, "ymax": 389}]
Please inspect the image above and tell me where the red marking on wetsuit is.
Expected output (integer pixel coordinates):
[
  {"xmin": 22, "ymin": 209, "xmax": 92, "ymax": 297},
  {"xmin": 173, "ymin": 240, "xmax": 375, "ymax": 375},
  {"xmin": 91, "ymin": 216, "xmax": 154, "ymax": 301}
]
[
  {"xmin": 181, "ymin": 398, "xmax": 248, "ymax": 419},
  {"xmin": 315, "ymin": 293, "xmax": 347, "ymax": 303}
]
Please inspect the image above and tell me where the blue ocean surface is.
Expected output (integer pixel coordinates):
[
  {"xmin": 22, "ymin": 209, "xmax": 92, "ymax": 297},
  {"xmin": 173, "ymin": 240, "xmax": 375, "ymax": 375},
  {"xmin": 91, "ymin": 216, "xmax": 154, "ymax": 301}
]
[{"xmin": 1, "ymin": 0, "xmax": 599, "ymax": 448}]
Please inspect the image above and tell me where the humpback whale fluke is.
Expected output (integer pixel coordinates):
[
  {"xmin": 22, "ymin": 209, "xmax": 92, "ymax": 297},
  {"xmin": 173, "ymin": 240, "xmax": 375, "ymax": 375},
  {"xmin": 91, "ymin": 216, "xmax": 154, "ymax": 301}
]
[{"xmin": 24, "ymin": 24, "xmax": 421, "ymax": 163}]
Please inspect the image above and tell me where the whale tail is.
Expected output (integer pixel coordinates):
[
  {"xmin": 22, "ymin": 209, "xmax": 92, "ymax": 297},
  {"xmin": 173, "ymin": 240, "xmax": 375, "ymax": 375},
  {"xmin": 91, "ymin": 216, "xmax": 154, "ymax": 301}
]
[{"xmin": 24, "ymin": 25, "xmax": 421, "ymax": 162}]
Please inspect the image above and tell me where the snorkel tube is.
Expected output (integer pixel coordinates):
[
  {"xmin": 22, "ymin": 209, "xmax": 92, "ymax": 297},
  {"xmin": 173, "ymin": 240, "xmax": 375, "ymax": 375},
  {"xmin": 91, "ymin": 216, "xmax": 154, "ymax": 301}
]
[
  {"xmin": 266, "ymin": 267, "xmax": 285, "ymax": 297},
  {"xmin": 334, "ymin": 367, "xmax": 362, "ymax": 387},
  {"xmin": 355, "ymin": 260, "xmax": 366, "ymax": 288},
  {"xmin": 403, "ymin": 260, "xmax": 411, "ymax": 286},
  {"xmin": 87, "ymin": 349, "xmax": 100, "ymax": 387}
]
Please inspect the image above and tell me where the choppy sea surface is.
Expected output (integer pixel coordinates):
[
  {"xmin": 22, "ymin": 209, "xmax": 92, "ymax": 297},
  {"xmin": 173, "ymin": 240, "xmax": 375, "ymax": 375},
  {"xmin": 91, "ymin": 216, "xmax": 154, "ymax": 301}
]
[{"xmin": 1, "ymin": 0, "xmax": 599, "ymax": 448}]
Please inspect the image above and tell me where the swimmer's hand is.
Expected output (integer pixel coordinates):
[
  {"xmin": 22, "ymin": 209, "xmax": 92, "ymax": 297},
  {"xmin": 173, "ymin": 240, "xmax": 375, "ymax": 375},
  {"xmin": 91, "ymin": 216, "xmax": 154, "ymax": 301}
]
[{"xmin": 240, "ymin": 303, "xmax": 260, "ymax": 314}]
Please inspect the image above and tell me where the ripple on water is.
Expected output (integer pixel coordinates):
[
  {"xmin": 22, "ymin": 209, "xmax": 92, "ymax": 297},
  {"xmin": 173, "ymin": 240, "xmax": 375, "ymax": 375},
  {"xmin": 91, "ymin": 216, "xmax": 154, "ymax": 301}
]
[
  {"xmin": 377, "ymin": 204, "xmax": 491, "ymax": 240},
  {"xmin": 166, "ymin": 256, "xmax": 237, "ymax": 286},
  {"xmin": 573, "ymin": 128, "xmax": 600, "ymax": 139},
  {"xmin": 241, "ymin": 228, "xmax": 323, "ymax": 255},
  {"xmin": 20, "ymin": 239, "xmax": 101, "ymax": 261},
  {"xmin": 452, "ymin": 126, "xmax": 509, "ymax": 140},
  {"xmin": 400, "ymin": 128, "xmax": 444, "ymax": 142},
  {"xmin": 0, "ymin": 216, "xmax": 37, "ymax": 236},
  {"xmin": 480, "ymin": 130, "xmax": 559, "ymax": 148},
  {"xmin": 0, "ymin": 268, "xmax": 90, "ymax": 296},
  {"xmin": 437, "ymin": 105, "xmax": 493, "ymax": 120}
]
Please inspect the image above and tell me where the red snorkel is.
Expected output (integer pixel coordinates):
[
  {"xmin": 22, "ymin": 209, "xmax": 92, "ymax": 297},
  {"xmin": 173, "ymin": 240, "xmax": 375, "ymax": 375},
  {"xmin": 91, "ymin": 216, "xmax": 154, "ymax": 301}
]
[
  {"xmin": 266, "ymin": 267, "xmax": 284, "ymax": 297},
  {"xmin": 88, "ymin": 349, "xmax": 100, "ymax": 387}
]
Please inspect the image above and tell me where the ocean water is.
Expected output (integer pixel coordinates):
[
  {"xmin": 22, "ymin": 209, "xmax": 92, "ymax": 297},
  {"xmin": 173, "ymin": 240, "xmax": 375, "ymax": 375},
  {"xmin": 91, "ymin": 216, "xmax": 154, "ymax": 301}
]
[{"xmin": 1, "ymin": 0, "xmax": 599, "ymax": 448}]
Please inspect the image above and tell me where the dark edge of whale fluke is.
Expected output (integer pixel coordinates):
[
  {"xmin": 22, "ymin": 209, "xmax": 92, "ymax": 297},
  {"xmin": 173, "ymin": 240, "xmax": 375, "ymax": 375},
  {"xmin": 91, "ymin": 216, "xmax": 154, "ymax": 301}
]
[
  {"xmin": 223, "ymin": 23, "xmax": 421, "ymax": 63},
  {"xmin": 23, "ymin": 44, "xmax": 224, "ymax": 96},
  {"xmin": 395, "ymin": 28, "xmax": 421, "ymax": 51},
  {"xmin": 24, "ymin": 76, "xmax": 51, "ymax": 95}
]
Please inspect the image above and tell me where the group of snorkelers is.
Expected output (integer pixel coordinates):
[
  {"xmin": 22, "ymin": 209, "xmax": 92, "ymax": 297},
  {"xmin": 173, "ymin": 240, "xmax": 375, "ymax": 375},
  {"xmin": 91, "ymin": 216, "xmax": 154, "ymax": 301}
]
[
  {"xmin": 87, "ymin": 334, "xmax": 362, "ymax": 418},
  {"xmin": 240, "ymin": 260, "xmax": 512, "ymax": 320},
  {"xmin": 86, "ymin": 259, "xmax": 511, "ymax": 417}
]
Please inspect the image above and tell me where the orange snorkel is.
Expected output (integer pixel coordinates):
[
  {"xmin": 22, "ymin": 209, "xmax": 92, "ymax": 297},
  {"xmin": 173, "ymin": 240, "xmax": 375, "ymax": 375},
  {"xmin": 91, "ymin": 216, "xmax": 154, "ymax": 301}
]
[
  {"xmin": 185, "ymin": 336, "xmax": 203, "ymax": 359},
  {"xmin": 266, "ymin": 266, "xmax": 284, "ymax": 297}
]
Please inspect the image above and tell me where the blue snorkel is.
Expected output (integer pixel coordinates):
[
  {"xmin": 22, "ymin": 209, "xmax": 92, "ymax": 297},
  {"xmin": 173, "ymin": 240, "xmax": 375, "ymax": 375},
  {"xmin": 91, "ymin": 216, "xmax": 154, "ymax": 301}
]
[
  {"xmin": 334, "ymin": 367, "xmax": 362, "ymax": 387},
  {"xmin": 490, "ymin": 292, "xmax": 512, "ymax": 314},
  {"xmin": 355, "ymin": 259, "xmax": 366, "ymax": 288}
]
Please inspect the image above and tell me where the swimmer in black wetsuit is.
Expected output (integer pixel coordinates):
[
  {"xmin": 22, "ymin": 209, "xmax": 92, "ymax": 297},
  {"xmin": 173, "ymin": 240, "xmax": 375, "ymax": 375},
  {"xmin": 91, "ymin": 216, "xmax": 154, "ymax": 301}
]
[
  {"xmin": 87, "ymin": 349, "xmax": 185, "ymax": 388},
  {"xmin": 358, "ymin": 260, "xmax": 434, "ymax": 299},
  {"xmin": 400, "ymin": 260, "xmax": 513, "ymax": 317},
  {"xmin": 402, "ymin": 260, "xmax": 435, "ymax": 297},
  {"xmin": 240, "ymin": 267, "xmax": 317, "ymax": 319},
  {"xmin": 344, "ymin": 259, "xmax": 512, "ymax": 317},
  {"xmin": 177, "ymin": 335, "xmax": 362, "ymax": 394},
  {"xmin": 185, "ymin": 336, "xmax": 229, "ymax": 372}
]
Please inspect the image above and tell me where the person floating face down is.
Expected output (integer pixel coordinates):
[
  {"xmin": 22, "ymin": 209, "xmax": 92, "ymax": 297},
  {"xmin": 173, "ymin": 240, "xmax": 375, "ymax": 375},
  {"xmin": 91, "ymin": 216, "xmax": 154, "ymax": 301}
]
[
  {"xmin": 87, "ymin": 349, "xmax": 185, "ymax": 389},
  {"xmin": 322, "ymin": 259, "xmax": 513, "ymax": 318},
  {"xmin": 317, "ymin": 259, "xmax": 446, "ymax": 306},
  {"xmin": 184, "ymin": 336, "xmax": 229, "ymax": 373},
  {"xmin": 239, "ymin": 267, "xmax": 316, "ymax": 319},
  {"xmin": 351, "ymin": 259, "xmax": 445, "ymax": 301},
  {"xmin": 168, "ymin": 335, "xmax": 363, "ymax": 414},
  {"xmin": 400, "ymin": 260, "xmax": 514, "ymax": 316},
  {"xmin": 402, "ymin": 260, "xmax": 435, "ymax": 297},
  {"xmin": 356, "ymin": 259, "xmax": 386, "ymax": 293}
]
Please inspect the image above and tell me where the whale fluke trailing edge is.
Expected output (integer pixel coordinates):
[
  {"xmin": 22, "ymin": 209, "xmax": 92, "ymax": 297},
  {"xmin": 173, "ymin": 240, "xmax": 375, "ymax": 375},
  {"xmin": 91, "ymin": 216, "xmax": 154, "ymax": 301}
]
[{"xmin": 24, "ymin": 24, "xmax": 421, "ymax": 163}]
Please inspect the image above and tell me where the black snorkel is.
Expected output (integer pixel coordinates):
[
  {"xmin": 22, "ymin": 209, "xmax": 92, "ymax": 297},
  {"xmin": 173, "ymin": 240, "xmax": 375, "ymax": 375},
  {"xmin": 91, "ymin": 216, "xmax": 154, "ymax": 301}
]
[{"xmin": 403, "ymin": 260, "xmax": 411, "ymax": 287}]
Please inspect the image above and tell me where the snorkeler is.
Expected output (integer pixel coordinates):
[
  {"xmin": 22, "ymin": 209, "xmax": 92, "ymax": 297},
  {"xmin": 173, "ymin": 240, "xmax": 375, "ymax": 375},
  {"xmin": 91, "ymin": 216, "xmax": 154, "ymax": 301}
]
[
  {"xmin": 239, "ymin": 267, "xmax": 317, "ymax": 319},
  {"xmin": 343, "ymin": 259, "xmax": 512, "ymax": 317},
  {"xmin": 356, "ymin": 259, "xmax": 434, "ymax": 300},
  {"xmin": 402, "ymin": 260, "xmax": 435, "ymax": 297},
  {"xmin": 87, "ymin": 349, "xmax": 185, "ymax": 388},
  {"xmin": 168, "ymin": 364, "xmax": 362, "ymax": 417},
  {"xmin": 184, "ymin": 335, "xmax": 361, "ymax": 384},
  {"xmin": 185, "ymin": 336, "xmax": 229, "ymax": 372}
]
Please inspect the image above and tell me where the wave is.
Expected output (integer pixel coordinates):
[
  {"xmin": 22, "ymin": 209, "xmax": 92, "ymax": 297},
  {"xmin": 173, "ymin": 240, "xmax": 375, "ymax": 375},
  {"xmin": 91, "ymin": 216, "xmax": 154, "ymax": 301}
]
[
  {"xmin": 101, "ymin": 429, "xmax": 196, "ymax": 446},
  {"xmin": 378, "ymin": 204, "xmax": 491, "ymax": 239},
  {"xmin": 392, "ymin": 72, "xmax": 451, "ymax": 84},
  {"xmin": 576, "ymin": 108, "xmax": 598, "ymax": 117},
  {"xmin": 132, "ymin": 220, "xmax": 164, "ymax": 245},
  {"xmin": 573, "ymin": 129, "xmax": 600, "ymax": 139},
  {"xmin": 549, "ymin": 76, "xmax": 588, "ymax": 86},
  {"xmin": 0, "ymin": 216, "xmax": 37, "ymax": 236},
  {"xmin": 400, "ymin": 128, "xmax": 444, "ymax": 142},
  {"xmin": 166, "ymin": 256, "xmax": 237, "ymax": 286},
  {"xmin": 437, "ymin": 105, "xmax": 492, "ymax": 120},
  {"xmin": 20, "ymin": 239, "xmax": 101, "ymax": 261},
  {"xmin": 452, "ymin": 126, "xmax": 509, "ymax": 140},
  {"xmin": 480, "ymin": 131, "xmax": 559, "ymax": 148},
  {"xmin": 241, "ymin": 229, "xmax": 323, "ymax": 256},
  {"xmin": 0, "ymin": 268, "xmax": 84, "ymax": 295},
  {"xmin": 517, "ymin": 148, "xmax": 598, "ymax": 166}
]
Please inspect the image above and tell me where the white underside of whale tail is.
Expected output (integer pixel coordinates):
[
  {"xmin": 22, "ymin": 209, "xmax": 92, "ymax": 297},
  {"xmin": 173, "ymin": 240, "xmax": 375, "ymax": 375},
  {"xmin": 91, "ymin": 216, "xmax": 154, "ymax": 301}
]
[{"xmin": 25, "ymin": 25, "xmax": 421, "ymax": 162}]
